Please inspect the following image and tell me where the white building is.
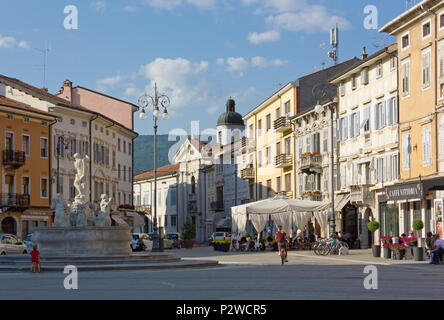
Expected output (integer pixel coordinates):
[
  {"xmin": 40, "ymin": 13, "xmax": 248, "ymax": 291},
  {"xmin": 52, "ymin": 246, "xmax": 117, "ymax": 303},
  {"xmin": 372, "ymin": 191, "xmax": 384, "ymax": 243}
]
[
  {"xmin": 133, "ymin": 163, "xmax": 179, "ymax": 234},
  {"xmin": 330, "ymin": 45, "xmax": 399, "ymax": 248}
]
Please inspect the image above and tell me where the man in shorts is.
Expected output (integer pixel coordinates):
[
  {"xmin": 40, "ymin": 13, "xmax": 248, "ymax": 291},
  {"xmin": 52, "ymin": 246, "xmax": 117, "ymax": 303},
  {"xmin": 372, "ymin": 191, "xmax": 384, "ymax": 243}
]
[{"xmin": 275, "ymin": 225, "xmax": 288, "ymax": 264}]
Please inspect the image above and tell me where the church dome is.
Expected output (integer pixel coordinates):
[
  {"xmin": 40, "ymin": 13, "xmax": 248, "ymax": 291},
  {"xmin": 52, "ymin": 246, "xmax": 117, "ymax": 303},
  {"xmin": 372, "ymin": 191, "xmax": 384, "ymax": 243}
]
[{"xmin": 217, "ymin": 98, "xmax": 244, "ymax": 126}]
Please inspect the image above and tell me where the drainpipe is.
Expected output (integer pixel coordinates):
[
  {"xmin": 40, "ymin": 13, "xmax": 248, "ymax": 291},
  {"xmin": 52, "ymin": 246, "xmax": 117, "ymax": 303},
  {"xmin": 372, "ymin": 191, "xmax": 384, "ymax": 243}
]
[
  {"xmin": 176, "ymin": 173, "xmax": 179, "ymax": 233},
  {"xmin": 89, "ymin": 114, "xmax": 99, "ymax": 203},
  {"xmin": 48, "ymin": 118, "xmax": 58, "ymax": 208}
]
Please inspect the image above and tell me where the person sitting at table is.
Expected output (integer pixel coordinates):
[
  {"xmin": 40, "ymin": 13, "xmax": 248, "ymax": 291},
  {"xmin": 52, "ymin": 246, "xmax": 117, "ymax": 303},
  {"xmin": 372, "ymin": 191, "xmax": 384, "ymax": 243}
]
[{"xmin": 430, "ymin": 235, "xmax": 444, "ymax": 265}]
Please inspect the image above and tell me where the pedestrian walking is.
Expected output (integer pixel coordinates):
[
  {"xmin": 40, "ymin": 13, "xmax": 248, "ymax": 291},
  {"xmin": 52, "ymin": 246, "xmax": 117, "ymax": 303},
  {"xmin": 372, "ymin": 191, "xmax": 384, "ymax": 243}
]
[{"xmin": 275, "ymin": 226, "xmax": 288, "ymax": 264}]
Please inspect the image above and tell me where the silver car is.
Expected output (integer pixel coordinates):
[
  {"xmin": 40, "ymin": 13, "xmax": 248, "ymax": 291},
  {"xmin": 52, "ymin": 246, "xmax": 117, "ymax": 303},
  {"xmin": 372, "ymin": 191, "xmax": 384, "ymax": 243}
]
[{"xmin": 0, "ymin": 234, "xmax": 28, "ymax": 255}]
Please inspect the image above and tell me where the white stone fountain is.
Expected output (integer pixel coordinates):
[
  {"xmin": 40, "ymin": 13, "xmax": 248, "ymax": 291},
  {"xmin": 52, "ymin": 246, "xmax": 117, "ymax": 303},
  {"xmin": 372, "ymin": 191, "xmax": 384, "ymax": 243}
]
[{"xmin": 32, "ymin": 154, "xmax": 131, "ymax": 256}]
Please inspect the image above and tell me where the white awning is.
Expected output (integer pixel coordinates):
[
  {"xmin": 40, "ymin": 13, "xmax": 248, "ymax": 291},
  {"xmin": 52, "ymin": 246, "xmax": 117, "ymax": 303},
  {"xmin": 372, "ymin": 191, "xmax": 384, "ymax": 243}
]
[
  {"xmin": 334, "ymin": 193, "xmax": 350, "ymax": 212},
  {"xmin": 112, "ymin": 215, "xmax": 128, "ymax": 226}
]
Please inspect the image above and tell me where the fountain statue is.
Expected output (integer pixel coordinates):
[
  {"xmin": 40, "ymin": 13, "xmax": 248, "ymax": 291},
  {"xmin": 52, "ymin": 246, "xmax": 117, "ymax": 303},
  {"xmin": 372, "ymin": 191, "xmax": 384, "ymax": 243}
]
[{"xmin": 32, "ymin": 153, "xmax": 131, "ymax": 256}]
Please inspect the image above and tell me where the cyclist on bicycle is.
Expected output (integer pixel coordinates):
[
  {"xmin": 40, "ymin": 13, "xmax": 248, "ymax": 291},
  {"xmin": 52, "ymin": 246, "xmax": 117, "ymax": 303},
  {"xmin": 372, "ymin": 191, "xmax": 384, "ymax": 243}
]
[{"xmin": 275, "ymin": 226, "xmax": 288, "ymax": 264}]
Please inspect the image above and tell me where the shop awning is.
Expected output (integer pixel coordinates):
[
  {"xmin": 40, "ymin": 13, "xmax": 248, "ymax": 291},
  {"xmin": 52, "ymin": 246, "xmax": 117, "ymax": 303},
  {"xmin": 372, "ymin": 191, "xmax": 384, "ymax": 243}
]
[
  {"xmin": 111, "ymin": 215, "xmax": 128, "ymax": 226},
  {"xmin": 334, "ymin": 193, "xmax": 350, "ymax": 212}
]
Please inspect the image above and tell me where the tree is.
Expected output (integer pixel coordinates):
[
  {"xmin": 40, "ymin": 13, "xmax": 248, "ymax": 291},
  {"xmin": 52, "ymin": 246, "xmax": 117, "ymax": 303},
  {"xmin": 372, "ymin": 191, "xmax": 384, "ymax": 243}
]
[{"xmin": 182, "ymin": 217, "xmax": 196, "ymax": 240}]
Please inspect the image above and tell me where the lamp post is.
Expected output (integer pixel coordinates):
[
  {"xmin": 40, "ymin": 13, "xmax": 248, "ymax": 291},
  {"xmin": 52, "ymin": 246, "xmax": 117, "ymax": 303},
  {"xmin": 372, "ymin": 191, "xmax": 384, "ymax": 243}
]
[
  {"xmin": 56, "ymin": 134, "xmax": 70, "ymax": 195},
  {"xmin": 138, "ymin": 83, "xmax": 170, "ymax": 252},
  {"xmin": 314, "ymin": 97, "xmax": 338, "ymax": 237}
]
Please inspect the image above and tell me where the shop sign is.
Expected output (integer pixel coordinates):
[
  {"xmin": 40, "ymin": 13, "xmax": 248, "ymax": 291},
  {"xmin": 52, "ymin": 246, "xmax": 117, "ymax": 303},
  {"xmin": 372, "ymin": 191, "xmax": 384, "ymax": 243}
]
[{"xmin": 385, "ymin": 183, "xmax": 422, "ymax": 201}]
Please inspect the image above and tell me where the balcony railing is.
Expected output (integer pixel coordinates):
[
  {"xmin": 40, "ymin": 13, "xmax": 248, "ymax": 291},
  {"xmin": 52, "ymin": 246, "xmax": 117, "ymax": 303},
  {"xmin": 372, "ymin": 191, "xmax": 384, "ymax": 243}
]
[
  {"xmin": 274, "ymin": 116, "xmax": 291, "ymax": 132},
  {"xmin": 241, "ymin": 199, "xmax": 252, "ymax": 204},
  {"xmin": 188, "ymin": 202, "xmax": 198, "ymax": 213},
  {"xmin": 240, "ymin": 166, "xmax": 255, "ymax": 180},
  {"xmin": 135, "ymin": 205, "xmax": 152, "ymax": 214},
  {"xmin": 3, "ymin": 150, "xmax": 25, "ymax": 168},
  {"xmin": 301, "ymin": 192, "xmax": 323, "ymax": 202},
  {"xmin": 299, "ymin": 153, "xmax": 322, "ymax": 173},
  {"xmin": 350, "ymin": 185, "xmax": 374, "ymax": 206},
  {"xmin": 275, "ymin": 153, "xmax": 293, "ymax": 168},
  {"xmin": 242, "ymin": 137, "xmax": 255, "ymax": 152},
  {"xmin": 276, "ymin": 191, "xmax": 293, "ymax": 198},
  {"xmin": 0, "ymin": 194, "xmax": 30, "ymax": 208},
  {"xmin": 210, "ymin": 201, "xmax": 224, "ymax": 211}
]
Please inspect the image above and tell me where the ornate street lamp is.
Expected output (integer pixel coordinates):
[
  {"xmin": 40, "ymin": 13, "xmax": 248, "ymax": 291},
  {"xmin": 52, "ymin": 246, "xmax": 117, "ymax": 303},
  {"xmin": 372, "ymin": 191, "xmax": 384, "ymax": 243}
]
[
  {"xmin": 312, "ymin": 84, "xmax": 339, "ymax": 238},
  {"xmin": 138, "ymin": 83, "xmax": 170, "ymax": 252}
]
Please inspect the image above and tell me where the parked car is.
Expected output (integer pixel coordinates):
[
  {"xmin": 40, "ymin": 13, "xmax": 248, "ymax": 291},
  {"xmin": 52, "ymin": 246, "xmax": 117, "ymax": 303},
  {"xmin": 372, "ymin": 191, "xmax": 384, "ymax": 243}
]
[
  {"xmin": 131, "ymin": 233, "xmax": 153, "ymax": 252},
  {"xmin": 148, "ymin": 233, "xmax": 174, "ymax": 249},
  {"xmin": 24, "ymin": 234, "xmax": 33, "ymax": 253},
  {"xmin": 211, "ymin": 232, "xmax": 231, "ymax": 241},
  {"xmin": 0, "ymin": 234, "xmax": 28, "ymax": 255},
  {"xmin": 166, "ymin": 233, "xmax": 183, "ymax": 248}
]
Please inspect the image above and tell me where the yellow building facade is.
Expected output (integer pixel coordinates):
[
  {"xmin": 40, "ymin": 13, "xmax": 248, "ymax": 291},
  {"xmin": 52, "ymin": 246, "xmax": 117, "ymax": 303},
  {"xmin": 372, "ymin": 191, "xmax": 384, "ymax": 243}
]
[
  {"xmin": 380, "ymin": 0, "xmax": 444, "ymax": 237},
  {"xmin": 242, "ymin": 83, "xmax": 297, "ymax": 201},
  {"xmin": 0, "ymin": 97, "xmax": 56, "ymax": 239}
]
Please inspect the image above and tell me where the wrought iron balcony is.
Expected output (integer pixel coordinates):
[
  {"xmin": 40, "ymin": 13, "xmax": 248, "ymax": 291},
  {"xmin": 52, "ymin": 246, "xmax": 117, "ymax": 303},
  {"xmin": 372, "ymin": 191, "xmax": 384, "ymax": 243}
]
[
  {"xmin": 135, "ymin": 205, "xmax": 152, "ymax": 214},
  {"xmin": 3, "ymin": 150, "xmax": 25, "ymax": 168},
  {"xmin": 240, "ymin": 199, "xmax": 252, "ymax": 204},
  {"xmin": 350, "ymin": 185, "xmax": 374, "ymax": 206},
  {"xmin": 0, "ymin": 194, "xmax": 30, "ymax": 208},
  {"xmin": 210, "ymin": 201, "xmax": 224, "ymax": 211},
  {"xmin": 274, "ymin": 116, "xmax": 291, "ymax": 132},
  {"xmin": 240, "ymin": 166, "xmax": 255, "ymax": 180},
  {"xmin": 188, "ymin": 201, "xmax": 198, "ymax": 213},
  {"xmin": 301, "ymin": 192, "xmax": 323, "ymax": 202},
  {"xmin": 275, "ymin": 153, "xmax": 293, "ymax": 168},
  {"xmin": 188, "ymin": 193, "xmax": 196, "ymax": 202},
  {"xmin": 299, "ymin": 153, "xmax": 322, "ymax": 173},
  {"xmin": 241, "ymin": 137, "xmax": 255, "ymax": 152}
]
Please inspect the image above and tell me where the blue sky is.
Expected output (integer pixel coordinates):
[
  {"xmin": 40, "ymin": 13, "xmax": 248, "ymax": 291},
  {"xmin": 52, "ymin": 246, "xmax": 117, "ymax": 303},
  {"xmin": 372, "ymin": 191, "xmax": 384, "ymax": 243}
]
[{"xmin": 0, "ymin": 0, "xmax": 411, "ymax": 135}]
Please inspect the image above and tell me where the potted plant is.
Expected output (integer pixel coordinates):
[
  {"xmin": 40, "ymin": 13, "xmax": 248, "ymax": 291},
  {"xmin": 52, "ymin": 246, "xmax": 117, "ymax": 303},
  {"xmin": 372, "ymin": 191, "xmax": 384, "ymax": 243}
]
[
  {"xmin": 412, "ymin": 219, "xmax": 424, "ymax": 261},
  {"xmin": 271, "ymin": 239, "xmax": 278, "ymax": 251},
  {"xmin": 381, "ymin": 236, "xmax": 392, "ymax": 259},
  {"xmin": 392, "ymin": 243, "xmax": 407, "ymax": 260},
  {"xmin": 368, "ymin": 220, "xmax": 380, "ymax": 257},
  {"xmin": 213, "ymin": 240, "xmax": 231, "ymax": 252},
  {"xmin": 182, "ymin": 217, "xmax": 196, "ymax": 249}
]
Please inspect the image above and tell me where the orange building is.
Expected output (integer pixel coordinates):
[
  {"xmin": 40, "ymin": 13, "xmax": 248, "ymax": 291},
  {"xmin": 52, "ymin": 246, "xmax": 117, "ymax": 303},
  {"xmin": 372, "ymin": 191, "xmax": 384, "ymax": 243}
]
[{"xmin": 0, "ymin": 97, "xmax": 56, "ymax": 239}]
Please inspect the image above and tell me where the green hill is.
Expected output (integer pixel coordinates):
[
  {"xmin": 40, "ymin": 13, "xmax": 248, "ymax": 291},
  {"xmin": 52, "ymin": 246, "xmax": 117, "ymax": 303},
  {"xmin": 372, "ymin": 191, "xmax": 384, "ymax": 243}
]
[{"xmin": 133, "ymin": 134, "xmax": 184, "ymax": 174}]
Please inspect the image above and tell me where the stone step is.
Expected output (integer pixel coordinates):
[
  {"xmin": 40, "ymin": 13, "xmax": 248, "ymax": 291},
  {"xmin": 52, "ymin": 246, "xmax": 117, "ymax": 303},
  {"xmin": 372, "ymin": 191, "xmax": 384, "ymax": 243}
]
[
  {"xmin": 0, "ymin": 260, "xmax": 219, "ymax": 272},
  {"xmin": 0, "ymin": 257, "xmax": 182, "ymax": 266},
  {"xmin": 0, "ymin": 253, "xmax": 174, "ymax": 262}
]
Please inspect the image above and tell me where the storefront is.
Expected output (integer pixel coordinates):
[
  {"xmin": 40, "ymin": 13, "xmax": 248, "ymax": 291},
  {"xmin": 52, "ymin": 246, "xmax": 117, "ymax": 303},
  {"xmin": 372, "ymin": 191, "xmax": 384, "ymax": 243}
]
[{"xmin": 21, "ymin": 208, "xmax": 54, "ymax": 239}]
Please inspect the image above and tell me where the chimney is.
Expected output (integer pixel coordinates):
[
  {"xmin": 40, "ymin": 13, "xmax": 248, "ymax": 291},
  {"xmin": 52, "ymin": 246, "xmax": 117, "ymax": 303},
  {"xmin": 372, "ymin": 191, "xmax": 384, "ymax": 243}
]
[
  {"xmin": 58, "ymin": 80, "xmax": 73, "ymax": 102},
  {"xmin": 361, "ymin": 47, "xmax": 368, "ymax": 60}
]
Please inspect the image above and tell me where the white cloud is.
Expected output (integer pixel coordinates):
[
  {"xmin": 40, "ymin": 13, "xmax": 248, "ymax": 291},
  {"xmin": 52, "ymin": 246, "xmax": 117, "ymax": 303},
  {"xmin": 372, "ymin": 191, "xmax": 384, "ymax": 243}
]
[
  {"xmin": 186, "ymin": 0, "xmax": 216, "ymax": 9},
  {"xmin": 219, "ymin": 56, "xmax": 288, "ymax": 71},
  {"xmin": 143, "ymin": 0, "xmax": 216, "ymax": 10},
  {"xmin": 124, "ymin": 87, "xmax": 142, "ymax": 97},
  {"xmin": 96, "ymin": 75, "xmax": 124, "ymax": 91},
  {"xmin": 0, "ymin": 34, "xmax": 28, "ymax": 49},
  {"xmin": 207, "ymin": 105, "xmax": 219, "ymax": 115},
  {"xmin": 247, "ymin": 29, "xmax": 280, "ymax": 44},
  {"xmin": 245, "ymin": 0, "xmax": 351, "ymax": 43},
  {"xmin": 91, "ymin": 1, "xmax": 106, "ymax": 12},
  {"xmin": 265, "ymin": 6, "xmax": 351, "ymax": 33},
  {"xmin": 225, "ymin": 57, "xmax": 249, "ymax": 72},
  {"xmin": 123, "ymin": 5, "xmax": 139, "ymax": 12},
  {"xmin": 140, "ymin": 57, "xmax": 210, "ymax": 108}
]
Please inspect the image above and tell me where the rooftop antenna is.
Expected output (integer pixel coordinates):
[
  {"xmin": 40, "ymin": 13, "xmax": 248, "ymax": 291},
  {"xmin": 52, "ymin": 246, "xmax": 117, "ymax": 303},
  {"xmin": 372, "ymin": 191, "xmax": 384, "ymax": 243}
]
[
  {"xmin": 406, "ymin": 0, "xmax": 416, "ymax": 9},
  {"xmin": 328, "ymin": 24, "xmax": 339, "ymax": 65},
  {"xmin": 34, "ymin": 44, "xmax": 50, "ymax": 89}
]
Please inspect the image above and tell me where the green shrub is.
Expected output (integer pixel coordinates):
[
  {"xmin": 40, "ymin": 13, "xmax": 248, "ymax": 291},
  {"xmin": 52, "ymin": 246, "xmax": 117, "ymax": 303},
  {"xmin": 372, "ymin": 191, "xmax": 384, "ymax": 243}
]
[
  {"xmin": 412, "ymin": 219, "xmax": 424, "ymax": 231},
  {"xmin": 182, "ymin": 217, "xmax": 196, "ymax": 240},
  {"xmin": 212, "ymin": 240, "xmax": 231, "ymax": 244},
  {"xmin": 368, "ymin": 220, "xmax": 380, "ymax": 233}
]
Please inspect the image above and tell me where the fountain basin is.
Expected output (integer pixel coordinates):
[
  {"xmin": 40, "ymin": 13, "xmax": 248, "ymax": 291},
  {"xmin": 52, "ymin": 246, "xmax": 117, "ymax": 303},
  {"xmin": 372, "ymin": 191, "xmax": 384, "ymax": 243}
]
[{"xmin": 32, "ymin": 226, "xmax": 132, "ymax": 256}]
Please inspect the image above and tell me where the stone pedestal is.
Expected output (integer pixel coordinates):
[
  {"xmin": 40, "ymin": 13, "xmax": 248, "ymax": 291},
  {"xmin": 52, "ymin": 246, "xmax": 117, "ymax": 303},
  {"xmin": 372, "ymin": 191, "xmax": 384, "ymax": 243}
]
[{"xmin": 33, "ymin": 226, "xmax": 132, "ymax": 256}]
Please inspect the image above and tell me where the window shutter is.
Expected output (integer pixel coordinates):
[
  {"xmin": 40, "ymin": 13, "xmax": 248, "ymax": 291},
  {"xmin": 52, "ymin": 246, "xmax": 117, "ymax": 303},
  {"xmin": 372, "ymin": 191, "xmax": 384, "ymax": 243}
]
[
  {"xmin": 344, "ymin": 117, "xmax": 348, "ymax": 140},
  {"xmin": 349, "ymin": 114, "xmax": 354, "ymax": 138},
  {"xmin": 374, "ymin": 104, "xmax": 379, "ymax": 130},
  {"xmin": 355, "ymin": 111, "xmax": 360, "ymax": 136},
  {"xmin": 337, "ymin": 119, "xmax": 341, "ymax": 142},
  {"xmin": 394, "ymin": 96, "xmax": 398, "ymax": 124},
  {"xmin": 387, "ymin": 99, "xmax": 393, "ymax": 126},
  {"xmin": 381, "ymin": 101, "xmax": 386, "ymax": 128}
]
